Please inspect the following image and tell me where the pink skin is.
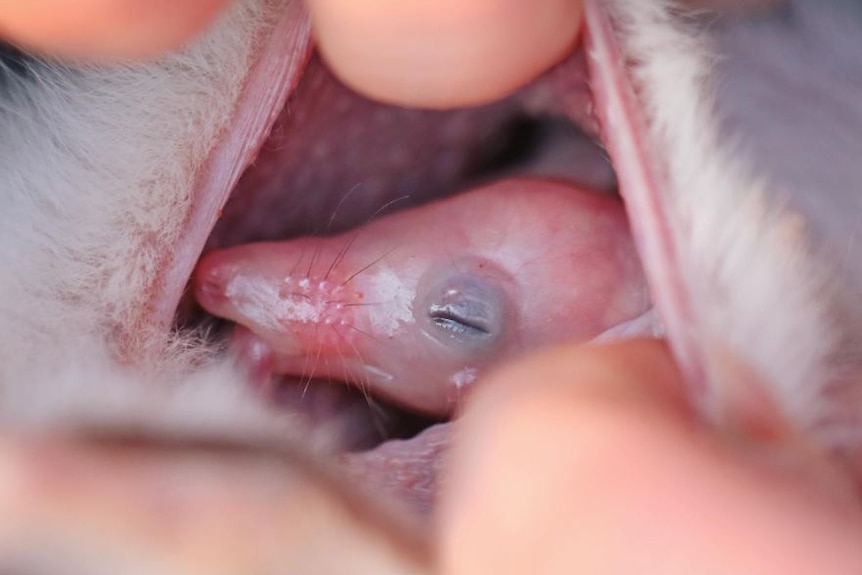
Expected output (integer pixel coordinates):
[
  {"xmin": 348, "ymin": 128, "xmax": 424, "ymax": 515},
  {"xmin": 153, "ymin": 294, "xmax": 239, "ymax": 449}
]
[{"xmin": 194, "ymin": 178, "xmax": 650, "ymax": 416}]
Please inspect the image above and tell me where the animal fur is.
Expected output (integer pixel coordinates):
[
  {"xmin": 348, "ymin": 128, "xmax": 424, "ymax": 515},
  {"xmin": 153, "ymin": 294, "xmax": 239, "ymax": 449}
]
[
  {"xmin": 0, "ymin": 0, "xmax": 299, "ymax": 437},
  {"xmin": 601, "ymin": 0, "xmax": 862, "ymax": 444},
  {"xmin": 0, "ymin": 0, "xmax": 858, "ymax": 568}
]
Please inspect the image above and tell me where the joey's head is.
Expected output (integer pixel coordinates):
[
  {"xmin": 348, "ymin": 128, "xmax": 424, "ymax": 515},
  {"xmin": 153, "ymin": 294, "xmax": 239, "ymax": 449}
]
[{"xmin": 195, "ymin": 178, "xmax": 650, "ymax": 416}]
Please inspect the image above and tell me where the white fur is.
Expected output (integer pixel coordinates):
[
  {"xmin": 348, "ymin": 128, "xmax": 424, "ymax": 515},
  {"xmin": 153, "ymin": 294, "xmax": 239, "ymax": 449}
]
[
  {"xmin": 0, "ymin": 2, "xmax": 855, "ymax": 568},
  {"xmin": 0, "ymin": 0, "xmax": 272, "ymax": 357},
  {"xmin": 606, "ymin": 0, "xmax": 861, "ymax": 441},
  {"xmin": 0, "ymin": 0, "xmax": 301, "ymax": 437},
  {"xmin": 0, "ymin": 0, "xmax": 857, "ymax": 452},
  {"xmin": 0, "ymin": 349, "xmax": 327, "ymax": 448}
]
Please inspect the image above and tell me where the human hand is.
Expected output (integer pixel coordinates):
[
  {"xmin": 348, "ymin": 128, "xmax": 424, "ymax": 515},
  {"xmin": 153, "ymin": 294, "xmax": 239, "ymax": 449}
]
[
  {"xmin": 0, "ymin": 1, "xmax": 839, "ymax": 573},
  {"xmin": 439, "ymin": 340, "xmax": 862, "ymax": 573},
  {"xmin": 0, "ymin": 0, "xmax": 585, "ymax": 108},
  {"xmin": 306, "ymin": 0, "xmax": 783, "ymax": 108},
  {"xmin": 0, "ymin": 0, "xmax": 231, "ymax": 61},
  {"xmin": 0, "ymin": 0, "xmax": 777, "ymax": 99}
]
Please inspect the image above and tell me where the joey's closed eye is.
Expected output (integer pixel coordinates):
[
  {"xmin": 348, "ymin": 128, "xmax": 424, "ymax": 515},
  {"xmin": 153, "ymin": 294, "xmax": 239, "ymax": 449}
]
[
  {"xmin": 430, "ymin": 296, "xmax": 493, "ymax": 338},
  {"xmin": 419, "ymin": 272, "xmax": 511, "ymax": 349}
]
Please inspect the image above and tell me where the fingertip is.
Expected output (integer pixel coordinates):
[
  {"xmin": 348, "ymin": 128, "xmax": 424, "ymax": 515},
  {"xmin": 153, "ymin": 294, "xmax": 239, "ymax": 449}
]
[
  {"xmin": 462, "ymin": 339, "xmax": 688, "ymax": 429},
  {"xmin": 439, "ymin": 340, "xmax": 862, "ymax": 574},
  {"xmin": 0, "ymin": 0, "xmax": 231, "ymax": 61},
  {"xmin": 439, "ymin": 340, "xmax": 689, "ymax": 573},
  {"xmin": 442, "ymin": 340, "xmax": 688, "ymax": 492},
  {"xmin": 307, "ymin": 0, "xmax": 584, "ymax": 109}
]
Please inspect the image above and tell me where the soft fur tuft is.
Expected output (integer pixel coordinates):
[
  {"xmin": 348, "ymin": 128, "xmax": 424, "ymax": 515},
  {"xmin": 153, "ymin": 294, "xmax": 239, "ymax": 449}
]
[
  {"xmin": 0, "ymin": 0, "xmax": 859, "ymax": 454},
  {"xmin": 607, "ymin": 0, "xmax": 862, "ymax": 443},
  {"xmin": 0, "ymin": 0, "xmax": 299, "ymax": 437},
  {"xmin": 0, "ymin": 0, "xmax": 274, "ymax": 366}
]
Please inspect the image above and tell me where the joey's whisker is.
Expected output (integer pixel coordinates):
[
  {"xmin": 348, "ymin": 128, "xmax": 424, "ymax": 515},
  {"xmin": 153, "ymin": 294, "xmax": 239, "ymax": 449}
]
[
  {"xmin": 325, "ymin": 183, "xmax": 363, "ymax": 233},
  {"xmin": 306, "ymin": 240, "xmax": 324, "ymax": 278},
  {"xmin": 343, "ymin": 322, "xmax": 386, "ymax": 345},
  {"xmin": 365, "ymin": 395, "xmax": 390, "ymax": 443},
  {"xmin": 366, "ymin": 194, "xmax": 412, "ymax": 223},
  {"xmin": 333, "ymin": 324, "xmax": 374, "ymax": 403},
  {"xmin": 288, "ymin": 250, "xmax": 304, "ymax": 279},
  {"xmin": 325, "ymin": 194, "xmax": 411, "ymax": 281},
  {"xmin": 341, "ymin": 247, "xmax": 398, "ymax": 287},
  {"xmin": 301, "ymin": 336, "xmax": 324, "ymax": 399},
  {"xmin": 325, "ymin": 233, "xmax": 359, "ymax": 281},
  {"xmin": 335, "ymin": 337, "xmax": 368, "ymax": 400}
]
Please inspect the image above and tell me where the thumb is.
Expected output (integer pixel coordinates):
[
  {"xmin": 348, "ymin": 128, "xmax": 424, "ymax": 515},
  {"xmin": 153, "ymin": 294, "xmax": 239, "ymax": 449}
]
[{"xmin": 439, "ymin": 340, "xmax": 862, "ymax": 574}]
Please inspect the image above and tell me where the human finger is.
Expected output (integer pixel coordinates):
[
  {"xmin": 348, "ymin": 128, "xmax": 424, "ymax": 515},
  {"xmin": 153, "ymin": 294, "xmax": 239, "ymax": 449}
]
[
  {"xmin": 306, "ymin": 0, "xmax": 584, "ymax": 109},
  {"xmin": 440, "ymin": 340, "xmax": 862, "ymax": 574},
  {"xmin": 0, "ymin": 0, "xmax": 231, "ymax": 61}
]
